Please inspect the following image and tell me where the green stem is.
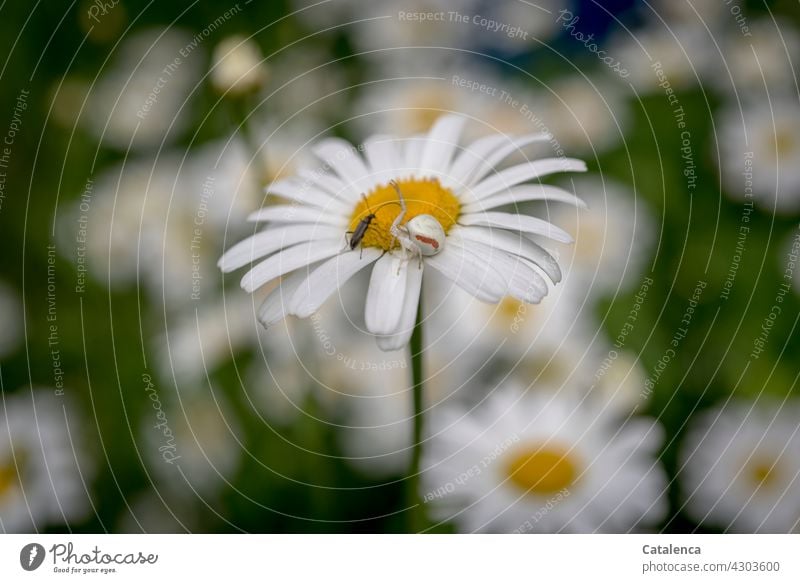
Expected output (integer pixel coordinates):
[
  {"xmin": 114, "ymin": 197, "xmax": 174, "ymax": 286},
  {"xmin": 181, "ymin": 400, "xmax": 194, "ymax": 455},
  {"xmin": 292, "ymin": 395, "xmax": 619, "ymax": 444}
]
[{"xmin": 407, "ymin": 296, "xmax": 426, "ymax": 533}]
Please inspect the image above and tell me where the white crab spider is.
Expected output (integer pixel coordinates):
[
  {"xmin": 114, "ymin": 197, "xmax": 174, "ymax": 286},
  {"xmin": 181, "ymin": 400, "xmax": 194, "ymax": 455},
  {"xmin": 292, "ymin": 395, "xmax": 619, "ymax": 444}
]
[{"xmin": 389, "ymin": 181, "xmax": 446, "ymax": 264}]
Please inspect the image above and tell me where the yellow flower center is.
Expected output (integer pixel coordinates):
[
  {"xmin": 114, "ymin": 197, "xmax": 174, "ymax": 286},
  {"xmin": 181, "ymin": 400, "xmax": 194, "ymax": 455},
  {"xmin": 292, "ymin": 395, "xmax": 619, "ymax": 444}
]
[
  {"xmin": 505, "ymin": 443, "xmax": 580, "ymax": 495},
  {"xmin": 0, "ymin": 460, "xmax": 17, "ymax": 498},
  {"xmin": 774, "ymin": 129, "xmax": 796, "ymax": 157},
  {"xmin": 408, "ymin": 92, "xmax": 452, "ymax": 133},
  {"xmin": 747, "ymin": 456, "xmax": 781, "ymax": 491},
  {"xmin": 349, "ymin": 178, "xmax": 460, "ymax": 251},
  {"xmin": 498, "ymin": 297, "xmax": 524, "ymax": 320}
]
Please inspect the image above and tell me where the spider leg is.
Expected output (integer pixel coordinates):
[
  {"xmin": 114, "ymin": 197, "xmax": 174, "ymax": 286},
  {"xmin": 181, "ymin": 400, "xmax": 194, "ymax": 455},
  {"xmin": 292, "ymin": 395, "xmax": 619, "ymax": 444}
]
[{"xmin": 389, "ymin": 180, "xmax": 407, "ymax": 249}]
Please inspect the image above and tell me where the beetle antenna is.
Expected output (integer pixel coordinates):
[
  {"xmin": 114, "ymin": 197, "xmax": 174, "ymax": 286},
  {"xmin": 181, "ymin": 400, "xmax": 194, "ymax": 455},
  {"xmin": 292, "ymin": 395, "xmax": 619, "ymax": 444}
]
[{"xmin": 372, "ymin": 200, "xmax": 403, "ymax": 212}]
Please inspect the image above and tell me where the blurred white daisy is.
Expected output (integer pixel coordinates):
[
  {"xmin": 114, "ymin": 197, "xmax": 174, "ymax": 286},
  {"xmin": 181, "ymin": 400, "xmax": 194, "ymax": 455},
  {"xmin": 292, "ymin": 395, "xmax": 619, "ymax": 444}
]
[
  {"xmin": 539, "ymin": 75, "xmax": 629, "ymax": 154},
  {"xmin": 291, "ymin": 0, "xmax": 564, "ymax": 60},
  {"xmin": 61, "ymin": 139, "xmax": 260, "ymax": 302},
  {"xmin": 220, "ymin": 114, "xmax": 586, "ymax": 351},
  {"xmin": 0, "ymin": 389, "xmax": 93, "ymax": 532},
  {"xmin": 264, "ymin": 47, "xmax": 349, "ymax": 129},
  {"xmin": 334, "ymin": 352, "xmax": 413, "ymax": 477},
  {"xmin": 352, "ymin": 59, "xmax": 545, "ymax": 142},
  {"xmin": 611, "ymin": 24, "xmax": 715, "ymax": 92},
  {"xmin": 428, "ymin": 276, "xmax": 648, "ymax": 414},
  {"xmin": 83, "ymin": 27, "xmax": 202, "ymax": 151},
  {"xmin": 718, "ymin": 98, "xmax": 800, "ymax": 213},
  {"xmin": 143, "ymin": 391, "xmax": 242, "ymax": 498},
  {"xmin": 211, "ymin": 35, "xmax": 269, "ymax": 96},
  {"xmin": 0, "ymin": 281, "xmax": 23, "ymax": 360},
  {"xmin": 156, "ymin": 294, "xmax": 257, "ymax": 384},
  {"xmin": 650, "ymin": 0, "xmax": 726, "ymax": 26},
  {"xmin": 680, "ymin": 399, "xmax": 800, "ymax": 533},
  {"xmin": 117, "ymin": 491, "xmax": 193, "ymax": 533},
  {"xmin": 425, "ymin": 280, "xmax": 593, "ymax": 388},
  {"xmin": 591, "ymin": 350, "xmax": 649, "ymax": 414},
  {"xmin": 552, "ymin": 176, "xmax": 655, "ymax": 294},
  {"xmin": 709, "ymin": 18, "xmax": 800, "ymax": 97},
  {"xmin": 422, "ymin": 386, "xmax": 668, "ymax": 532}
]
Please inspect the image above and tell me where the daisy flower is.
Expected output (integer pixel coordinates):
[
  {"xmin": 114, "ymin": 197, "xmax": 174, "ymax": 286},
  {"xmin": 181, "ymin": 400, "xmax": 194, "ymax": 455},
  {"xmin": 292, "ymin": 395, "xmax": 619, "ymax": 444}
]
[
  {"xmin": 538, "ymin": 75, "xmax": 629, "ymax": 155},
  {"xmin": 425, "ymin": 280, "xmax": 593, "ymax": 389},
  {"xmin": 290, "ymin": 0, "xmax": 564, "ymax": 61},
  {"xmin": 60, "ymin": 139, "xmax": 260, "ymax": 302},
  {"xmin": 142, "ymin": 391, "xmax": 242, "ymax": 498},
  {"xmin": 1, "ymin": 389, "xmax": 93, "ymax": 532},
  {"xmin": 422, "ymin": 385, "xmax": 668, "ymax": 533},
  {"xmin": 709, "ymin": 18, "xmax": 800, "ymax": 97},
  {"xmin": 718, "ymin": 98, "xmax": 800, "ymax": 213},
  {"xmin": 611, "ymin": 24, "xmax": 715, "ymax": 92},
  {"xmin": 551, "ymin": 176, "xmax": 655, "ymax": 294},
  {"xmin": 352, "ymin": 57, "xmax": 542, "ymax": 141},
  {"xmin": 83, "ymin": 27, "xmax": 202, "ymax": 151},
  {"xmin": 210, "ymin": 35, "xmax": 269, "ymax": 96},
  {"xmin": 219, "ymin": 114, "xmax": 586, "ymax": 350},
  {"xmin": 680, "ymin": 399, "xmax": 800, "ymax": 533}
]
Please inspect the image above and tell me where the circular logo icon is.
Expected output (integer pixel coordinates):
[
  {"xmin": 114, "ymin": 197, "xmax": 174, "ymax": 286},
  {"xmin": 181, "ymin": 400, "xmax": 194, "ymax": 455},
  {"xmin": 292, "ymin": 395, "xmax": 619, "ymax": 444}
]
[{"xmin": 19, "ymin": 543, "xmax": 46, "ymax": 571}]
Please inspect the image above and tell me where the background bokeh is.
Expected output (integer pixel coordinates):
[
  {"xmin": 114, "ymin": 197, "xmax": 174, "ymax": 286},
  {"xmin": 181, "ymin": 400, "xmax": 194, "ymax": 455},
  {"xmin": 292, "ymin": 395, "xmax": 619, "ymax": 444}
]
[{"xmin": 1, "ymin": 0, "xmax": 799, "ymax": 533}]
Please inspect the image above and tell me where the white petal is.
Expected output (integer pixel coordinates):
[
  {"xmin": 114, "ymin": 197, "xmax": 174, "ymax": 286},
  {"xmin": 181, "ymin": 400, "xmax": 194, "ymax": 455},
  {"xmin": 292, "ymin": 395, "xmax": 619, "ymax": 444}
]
[
  {"xmin": 219, "ymin": 224, "xmax": 342, "ymax": 272},
  {"xmin": 376, "ymin": 262, "xmax": 424, "ymax": 351},
  {"xmin": 466, "ymin": 158, "xmax": 587, "ymax": 201},
  {"xmin": 425, "ymin": 244, "xmax": 507, "ymax": 302},
  {"xmin": 467, "ymin": 132, "xmax": 552, "ymax": 187},
  {"xmin": 506, "ymin": 264, "xmax": 548, "ymax": 303},
  {"xmin": 297, "ymin": 168, "xmax": 349, "ymax": 198},
  {"xmin": 257, "ymin": 269, "xmax": 309, "ymax": 328},
  {"xmin": 462, "ymin": 184, "xmax": 587, "ymax": 214},
  {"xmin": 459, "ymin": 211, "xmax": 573, "ymax": 243},
  {"xmin": 450, "ymin": 237, "xmax": 547, "ymax": 302},
  {"xmin": 266, "ymin": 178, "xmax": 350, "ymax": 212},
  {"xmin": 313, "ymin": 138, "xmax": 374, "ymax": 193},
  {"xmin": 403, "ymin": 135, "xmax": 426, "ymax": 175},
  {"xmin": 241, "ymin": 239, "xmax": 340, "ymax": 293},
  {"xmin": 364, "ymin": 254, "xmax": 409, "ymax": 335},
  {"xmin": 363, "ymin": 135, "xmax": 402, "ymax": 186},
  {"xmin": 444, "ymin": 134, "xmax": 507, "ymax": 190},
  {"xmin": 419, "ymin": 115, "xmax": 466, "ymax": 177},
  {"xmin": 451, "ymin": 225, "xmax": 562, "ymax": 283},
  {"xmin": 289, "ymin": 248, "xmax": 382, "ymax": 318},
  {"xmin": 247, "ymin": 205, "xmax": 348, "ymax": 226}
]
